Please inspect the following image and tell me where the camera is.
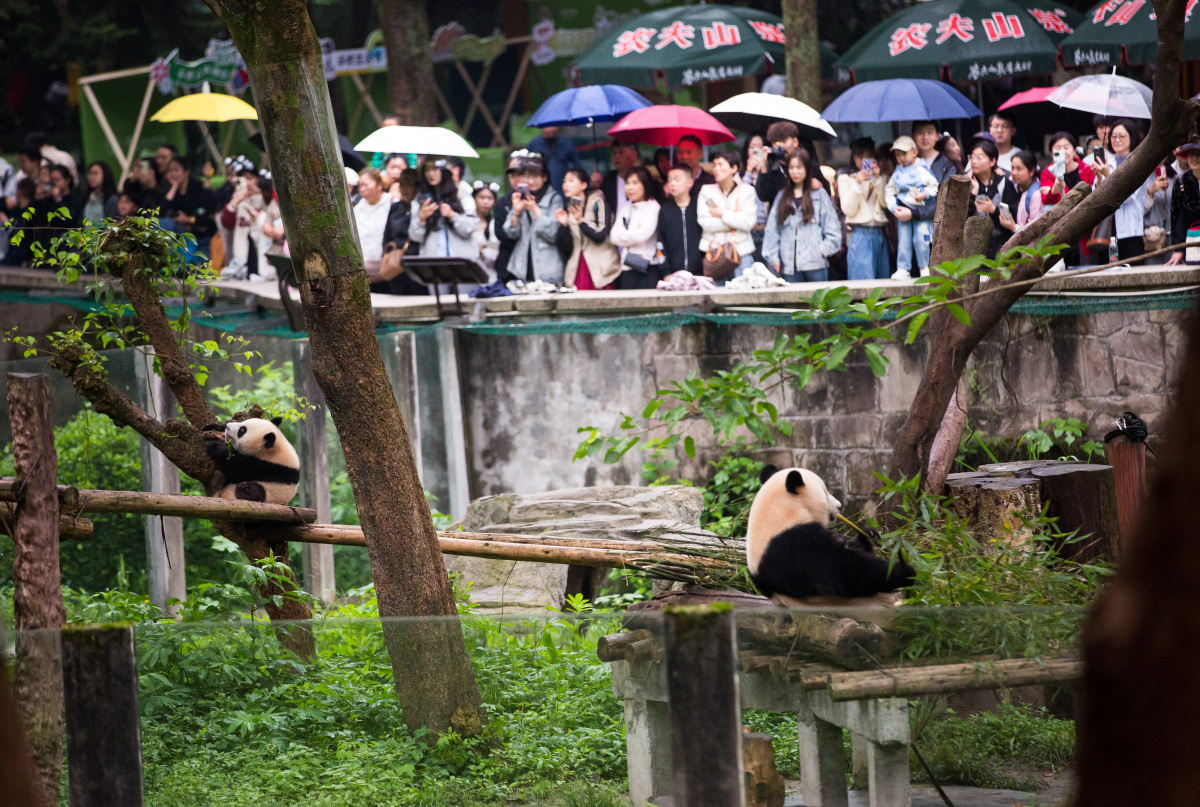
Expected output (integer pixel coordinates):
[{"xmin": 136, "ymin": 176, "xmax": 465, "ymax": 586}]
[
  {"xmin": 765, "ymin": 144, "xmax": 788, "ymax": 170},
  {"xmin": 517, "ymin": 182, "xmax": 532, "ymax": 199}
]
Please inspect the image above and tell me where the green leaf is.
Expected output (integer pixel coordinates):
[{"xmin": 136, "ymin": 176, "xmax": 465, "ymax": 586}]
[
  {"xmin": 642, "ymin": 399, "xmax": 662, "ymax": 419},
  {"xmin": 863, "ymin": 343, "xmax": 889, "ymax": 377},
  {"xmin": 946, "ymin": 303, "xmax": 971, "ymax": 326},
  {"xmin": 684, "ymin": 436, "xmax": 695, "ymax": 459},
  {"xmin": 905, "ymin": 313, "xmax": 930, "ymax": 345}
]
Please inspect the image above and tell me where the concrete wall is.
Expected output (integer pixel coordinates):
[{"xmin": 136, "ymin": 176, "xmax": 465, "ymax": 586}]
[{"xmin": 457, "ymin": 305, "xmax": 1192, "ymax": 508}]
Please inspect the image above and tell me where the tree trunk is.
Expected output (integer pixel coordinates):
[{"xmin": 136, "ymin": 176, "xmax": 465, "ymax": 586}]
[
  {"xmin": 203, "ymin": 0, "xmax": 484, "ymax": 735},
  {"xmin": 6, "ymin": 374, "xmax": 64, "ymax": 807},
  {"xmin": 377, "ymin": 0, "xmax": 438, "ymax": 126},
  {"xmin": 889, "ymin": 4, "xmax": 1199, "ymax": 487},
  {"xmin": 780, "ymin": 0, "xmax": 821, "ymax": 109},
  {"xmin": 1074, "ymin": 289, "xmax": 1200, "ymax": 803}
]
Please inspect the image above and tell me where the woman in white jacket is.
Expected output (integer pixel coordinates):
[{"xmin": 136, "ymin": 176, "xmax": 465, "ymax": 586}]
[
  {"xmin": 609, "ymin": 166, "xmax": 662, "ymax": 290},
  {"xmin": 697, "ymin": 149, "xmax": 759, "ymax": 281}
]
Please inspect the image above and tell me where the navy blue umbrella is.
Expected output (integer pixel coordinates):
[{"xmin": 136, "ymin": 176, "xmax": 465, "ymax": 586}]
[
  {"xmin": 528, "ymin": 85, "xmax": 652, "ymax": 127},
  {"xmin": 822, "ymin": 79, "xmax": 980, "ymax": 123}
]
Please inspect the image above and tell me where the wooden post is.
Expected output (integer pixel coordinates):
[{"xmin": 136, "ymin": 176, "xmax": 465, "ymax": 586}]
[
  {"xmin": 1032, "ymin": 464, "xmax": 1120, "ymax": 562},
  {"xmin": 61, "ymin": 624, "xmax": 144, "ymax": 807},
  {"xmin": 292, "ymin": 340, "xmax": 335, "ymax": 605},
  {"xmin": 743, "ymin": 732, "xmax": 785, "ymax": 807},
  {"xmin": 6, "ymin": 373, "xmax": 65, "ymax": 807},
  {"xmin": 1105, "ymin": 434, "xmax": 1146, "ymax": 553},
  {"xmin": 379, "ymin": 331, "xmax": 422, "ymax": 479},
  {"xmin": 436, "ymin": 325, "xmax": 470, "ymax": 520},
  {"xmin": 664, "ymin": 604, "xmax": 746, "ymax": 807},
  {"xmin": 134, "ymin": 351, "xmax": 186, "ymax": 614}
]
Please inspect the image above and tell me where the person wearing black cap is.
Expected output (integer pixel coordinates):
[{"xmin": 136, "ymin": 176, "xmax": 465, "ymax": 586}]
[{"xmin": 1167, "ymin": 142, "xmax": 1200, "ymax": 265}]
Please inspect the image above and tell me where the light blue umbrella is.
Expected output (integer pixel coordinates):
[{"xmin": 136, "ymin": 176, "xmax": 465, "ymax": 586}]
[
  {"xmin": 528, "ymin": 85, "xmax": 652, "ymax": 171},
  {"xmin": 528, "ymin": 85, "xmax": 652, "ymax": 127},
  {"xmin": 822, "ymin": 78, "xmax": 981, "ymax": 123}
]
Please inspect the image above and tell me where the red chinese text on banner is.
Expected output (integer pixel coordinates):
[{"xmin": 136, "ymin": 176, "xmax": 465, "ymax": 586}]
[
  {"xmin": 613, "ymin": 28, "xmax": 656, "ymax": 57},
  {"xmin": 889, "ymin": 23, "xmax": 933, "ymax": 55}
]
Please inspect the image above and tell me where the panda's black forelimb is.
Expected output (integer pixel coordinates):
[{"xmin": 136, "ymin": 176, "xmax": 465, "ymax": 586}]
[
  {"xmin": 750, "ymin": 523, "xmax": 915, "ymax": 600},
  {"xmin": 201, "ymin": 423, "xmax": 226, "ymax": 434},
  {"xmin": 206, "ymin": 438, "xmax": 231, "ymax": 462}
]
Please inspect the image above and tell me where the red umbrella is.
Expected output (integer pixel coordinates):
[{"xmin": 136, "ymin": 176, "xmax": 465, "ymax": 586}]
[
  {"xmin": 997, "ymin": 87, "xmax": 1056, "ymax": 111},
  {"xmin": 607, "ymin": 104, "xmax": 734, "ymax": 147}
]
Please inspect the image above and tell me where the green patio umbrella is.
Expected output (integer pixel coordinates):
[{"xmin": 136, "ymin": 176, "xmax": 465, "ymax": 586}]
[
  {"xmin": 1061, "ymin": 0, "xmax": 1200, "ymax": 68},
  {"xmin": 835, "ymin": 0, "xmax": 1082, "ymax": 83},
  {"xmin": 573, "ymin": 4, "xmax": 790, "ymax": 88}
]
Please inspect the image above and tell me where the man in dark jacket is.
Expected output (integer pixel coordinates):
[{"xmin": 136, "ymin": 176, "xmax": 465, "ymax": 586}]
[
  {"xmin": 492, "ymin": 156, "xmax": 523, "ymax": 282},
  {"xmin": 747, "ymin": 121, "xmax": 829, "ymax": 205},
  {"xmin": 657, "ymin": 164, "xmax": 703, "ymax": 276}
]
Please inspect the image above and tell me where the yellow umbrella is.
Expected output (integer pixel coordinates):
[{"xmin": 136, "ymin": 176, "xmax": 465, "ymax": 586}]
[{"xmin": 151, "ymin": 84, "xmax": 257, "ymax": 123}]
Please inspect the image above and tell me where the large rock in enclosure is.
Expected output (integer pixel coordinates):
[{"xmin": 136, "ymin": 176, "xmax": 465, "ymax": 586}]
[{"xmin": 444, "ymin": 485, "xmax": 710, "ymax": 614}]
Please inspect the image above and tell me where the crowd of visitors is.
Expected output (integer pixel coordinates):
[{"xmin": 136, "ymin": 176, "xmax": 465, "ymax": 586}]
[{"xmin": 3, "ymin": 112, "xmax": 1197, "ymax": 290}]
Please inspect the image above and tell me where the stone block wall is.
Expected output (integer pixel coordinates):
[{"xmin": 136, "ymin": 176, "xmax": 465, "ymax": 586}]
[{"xmin": 457, "ymin": 305, "xmax": 1192, "ymax": 509}]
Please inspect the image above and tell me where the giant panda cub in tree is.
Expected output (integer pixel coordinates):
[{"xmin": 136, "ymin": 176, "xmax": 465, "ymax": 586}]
[
  {"xmin": 202, "ymin": 417, "xmax": 300, "ymax": 505},
  {"xmin": 747, "ymin": 465, "xmax": 914, "ymax": 608}
]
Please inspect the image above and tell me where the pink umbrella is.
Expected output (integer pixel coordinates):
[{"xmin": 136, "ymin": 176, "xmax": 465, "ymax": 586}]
[
  {"xmin": 997, "ymin": 87, "xmax": 1056, "ymax": 111},
  {"xmin": 607, "ymin": 104, "xmax": 734, "ymax": 147}
]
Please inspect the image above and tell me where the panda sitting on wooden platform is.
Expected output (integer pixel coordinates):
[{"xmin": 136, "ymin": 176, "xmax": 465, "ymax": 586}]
[
  {"xmin": 202, "ymin": 417, "xmax": 300, "ymax": 505},
  {"xmin": 746, "ymin": 465, "xmax": 914, "ymax": 609}
]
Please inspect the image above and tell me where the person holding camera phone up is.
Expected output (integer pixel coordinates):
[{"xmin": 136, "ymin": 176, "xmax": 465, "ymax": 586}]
[
  {"xmin": 502, "ymin": 154, "xmax": 566, "ymax": 285},
  {"xmin": 409, "ymin": 157, "xmax": 481, "ymax": 289},
  {"xmin": 968, "ymin": 139, "xmax": 1019, "ymax": 259},
  {"xmin": 838, "ymin": 137, "xmax": 890, "ymax": 280}
]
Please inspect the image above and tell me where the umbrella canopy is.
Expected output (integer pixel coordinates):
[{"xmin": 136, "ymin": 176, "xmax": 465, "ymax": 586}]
[
  {"xmin": 574, "ymin": 4, "xmax": 789, "ymax": 88},
  {"xmin": 607, "ymin": 105, "xmax": 734, "ymax": 147},
  {"xmin": 528, "ymin": 85, "xmax": 652, "ymax": 127},
  {"xmin": 834, "ymin": 0, "xmax": 1082, "ymax": 83},
  {"xmin": 355, "ymin": 126, "xmax": 479, "ymax": 158},
  {"xmin": 997, "ymin": 86, "xmax": 1057, "ymax": 110},
  {"xmin": 708, "ymin": 92, "xmax": 837, "ymax": 140},
  {"xmin": 822, "ymin": 79, "xmax": 981, "ymax": 123},
  {"xmin": 1047, "ymin": 73, "xmax": 1153, "ymax": 118},
  {"xmin": 1061, "ymin": 0, "xmax": 1200, "ymax": 67},
  {"xmin": 150, "ymin": 90, "xmax": 258, "ymax": 123}
]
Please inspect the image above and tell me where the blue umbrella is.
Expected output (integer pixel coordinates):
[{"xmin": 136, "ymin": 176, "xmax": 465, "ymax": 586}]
[
  {"xmin": 528, "ymin": 85, "xmax": 652, "ymax": 127},
  {"xmin": 822, "ymin": 79, "xmax": 980, "ymax": 123},
  {"xmin": 528, "ymin": 85, "xmax": 652, "ymax": 172}
]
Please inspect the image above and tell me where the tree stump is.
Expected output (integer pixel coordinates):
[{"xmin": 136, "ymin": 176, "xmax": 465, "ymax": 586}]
[
  {"xmin": 1032, "ymin": 464, "xmax": 1120, "ymax": 563},
  {"xmin": 945, "ymin": 475, "xmax": 1043, "ymax": 548},
  {"xmin": 743, "ymin": 732, "xmax": 785, "ymax": 807}
]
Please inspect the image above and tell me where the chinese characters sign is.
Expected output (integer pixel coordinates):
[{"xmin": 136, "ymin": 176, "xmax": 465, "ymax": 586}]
[{"xmin": 611, "ymin": 17, "xmax": 780, "ymax": 58}]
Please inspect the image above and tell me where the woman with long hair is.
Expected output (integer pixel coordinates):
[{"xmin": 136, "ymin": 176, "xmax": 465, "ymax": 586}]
[
  {"xmin": 968, "ymin": 139, "xmax": 1020, "ymax": 258},
  {"xmin": 556, "ymin": 167, "xmax": 621, "ymax": 290},
  {"xmin": 609, "ymin": 166, "xmax": 662, "ymax": 290},
  {"xmin": 81, "ymin": 161, "xmax": 118, "ymax": 225},
  {"xmin": 763, "ymin": 151, "xmax": 842, "ymax": 282},
  {"xmin": 409, "ymin": 157, "xmax": 479, "ymax": 264}
]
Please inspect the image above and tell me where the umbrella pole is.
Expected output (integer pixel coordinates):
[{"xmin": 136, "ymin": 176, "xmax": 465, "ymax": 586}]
[{"xmin": 976, "ymin": 80, "xmax": 984, "ymax": 129}]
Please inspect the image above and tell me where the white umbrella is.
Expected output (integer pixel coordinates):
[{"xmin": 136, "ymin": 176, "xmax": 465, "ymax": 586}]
[
  {"xmin": 708, "ymin": 92, "xmax": 837, "ymax": 140},
  {"xmin": 355, "ymin": 125, "xmax": 480, "ymax": 158},
  {"xmin": 1047, "ymin": 72, "xmax": 1153, "ymax": 119}
]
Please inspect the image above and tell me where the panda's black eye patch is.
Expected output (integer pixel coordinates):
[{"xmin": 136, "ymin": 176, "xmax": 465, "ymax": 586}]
[{"xmin": 238, "ymin": 426, "xmax": 247, "ymax": 437}]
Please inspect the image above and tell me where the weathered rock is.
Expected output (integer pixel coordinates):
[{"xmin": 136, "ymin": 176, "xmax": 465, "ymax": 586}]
[{"xmin": 444, "ymin": 485, "xmax": 713, "ymax": 614}]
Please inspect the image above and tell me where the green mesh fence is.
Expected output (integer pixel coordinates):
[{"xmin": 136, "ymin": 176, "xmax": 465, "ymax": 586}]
[{"xmin": 3, "ymin": 287, "xmax": 1195, "ymax": 340}]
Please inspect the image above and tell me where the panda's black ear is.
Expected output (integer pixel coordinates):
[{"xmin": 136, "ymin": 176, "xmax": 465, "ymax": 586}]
[
  {"xmin": 785, "ymin": 470, "xmax": 805, "ymax": 495},
  {"xmin": 263, "ymin": 432, "xmax": 277, "ymax": 448},
  {"xmin": 759, "ymin": 465, "xmax": 778, "ymax": 486},
  {"xmin": 270, "ymin": 416, "xmax": 283, "ymax": 427}
]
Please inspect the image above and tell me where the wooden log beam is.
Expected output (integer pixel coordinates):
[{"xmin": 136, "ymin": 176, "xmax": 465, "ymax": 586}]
[
  {"xmin": 597, "ymin": 629, "xmax": 653, "ymax": 662},
  {"xmin": 0, "ymin": 480, "xmax": 79, "ymax": 512},
  {"xmin": 827, "ymin": 656, "xmax": 1082, "ymax": 701},
  {"xmin": 79, "ymin": 490, "xmax": 314, "ymax": 524},
  {"xmin": 0, "ymin": 503, "xmax": 93, "ymax": 541}
]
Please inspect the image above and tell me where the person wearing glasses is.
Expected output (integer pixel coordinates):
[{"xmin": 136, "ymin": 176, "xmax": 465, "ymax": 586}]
[
  {"xmin": 987, "ymin": 112, "xmax": 1018, "ymax": 174},
  {"xmin": 1092, "ymin": 119, "xmax": 1154, "ymax": 262}
]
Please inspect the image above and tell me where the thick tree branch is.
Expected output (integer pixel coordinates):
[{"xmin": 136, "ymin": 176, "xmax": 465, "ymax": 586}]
[{"xmin": 95, "ymin": 226, "xmax": 215, "ymax": 429}]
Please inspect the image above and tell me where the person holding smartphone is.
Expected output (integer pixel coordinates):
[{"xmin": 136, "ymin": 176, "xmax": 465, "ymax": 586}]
[
  {"xmin": 967, "ymin": 139, "xmax": 1019, "ymax": 258},
  {"xmin": 556, "ymin": 168, "xmax": 620, "ymax": 289},
  {"xmin": 837, "ymin": 137, "xmax": 890, "ymax": 280},
  {"xmin": 1166, "ymin": 142, "xmax": 1200, "ymax": 265},
  {"xmin": 501, "ymin": 154, "xmax": 565, "ymax": 285}
]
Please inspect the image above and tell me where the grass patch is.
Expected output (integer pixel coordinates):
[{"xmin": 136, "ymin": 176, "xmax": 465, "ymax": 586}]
[{"xmin": 913, "ymin": 702, "xmax": 1075, "ymax": 791}]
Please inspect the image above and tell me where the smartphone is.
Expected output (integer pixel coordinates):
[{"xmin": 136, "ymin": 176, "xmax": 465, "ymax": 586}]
[
  {"xmin": 976, "ymin": 194, "xmax": 988, "ymax": 206},
  {"xmin": 417, "ymin": 193, "xmax": 433, "ymax": 204},
  {"xmin": 998, "ymin": 202, "xmax": 1010, "ymax": 218},
  {"xmin": 862, "ymin": 158, "xmax": 876, "ymax": 172},
  {"xmin": 1156, "ymin": 165, "xmax": 1167, "ymax": 179},
  {"xmin": 517, "ymin": 182, "xmax": 531, "ymax": 199},
  {"xmin": 567, "ymin": 196, "xmax": 583, "ymax": 210},
  {"xmin": 1093, "ymin": 146, "xmax": 1105, "ymax": 162},
  {"xmin": 236, "ymin": 177, "xmax": 247, "ymax": 192},
  {"xmin": 750, "ymin": 146, "xmax": 764, "ymax": 163}
]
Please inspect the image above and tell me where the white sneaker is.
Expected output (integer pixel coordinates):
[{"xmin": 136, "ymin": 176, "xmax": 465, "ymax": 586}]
[
  {"xmin": 890, "ymin": 269, "xmax": 912, "ymax": 281},
  {"xmin": 919, "ymin": 266, "xmax": 931, "ymax": 277}
]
